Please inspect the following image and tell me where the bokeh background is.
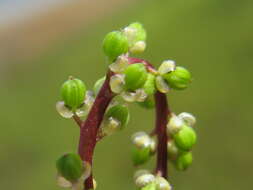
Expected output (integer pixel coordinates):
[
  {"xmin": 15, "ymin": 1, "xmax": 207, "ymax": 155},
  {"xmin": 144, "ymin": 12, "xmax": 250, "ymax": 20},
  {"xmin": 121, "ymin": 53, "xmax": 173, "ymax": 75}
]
[{"xmin": 0, "ymin": 0, "xmax": 252, "ymax": 189}]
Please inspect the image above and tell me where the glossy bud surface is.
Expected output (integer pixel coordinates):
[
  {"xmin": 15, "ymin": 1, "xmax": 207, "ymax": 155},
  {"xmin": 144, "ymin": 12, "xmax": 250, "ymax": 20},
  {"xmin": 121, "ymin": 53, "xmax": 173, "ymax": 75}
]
[{"xmin": 61, "ymin": 77, "xmax": 86, "ymax": 110}]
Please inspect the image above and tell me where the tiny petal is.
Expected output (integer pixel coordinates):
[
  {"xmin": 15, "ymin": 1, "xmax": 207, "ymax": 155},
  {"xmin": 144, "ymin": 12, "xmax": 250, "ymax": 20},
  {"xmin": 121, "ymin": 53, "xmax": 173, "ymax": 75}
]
[
  {"xmin": 155, "ymin": 76, "xmax": 170, "ymax": 93},
  {"xmin": 150, "ymin": 138, "xmax": 157, "ymax": 154},
  {"xmin": 132, "ymin": 132, "xmax": 152, "ymax": 148},
  {"xmin": 75, "ymin": 91, "xmax": 95, "ymax": 117},
  {"xmin": 56, "ymin": 101, "xmax": 74, "ymax": 118},
  {"xmin": 135, "ymin": 174, "xmax": 155, "ymax": 188},
  {"xmin": 93, "ymin": 178, "xmax": 97, "ymax": 190},
  {"xmin": 158, "ymin": 60, "xmax": 176, "ymax": 75},
  {"xmin": 167, "ymin": 114, "xmax": 184, "ymax": 135},
  {"xmin": 135, "ymin": 89, "xmax": 148, "ymax": 102},
  {"xmin": 102, "ymin": 117, "xmax": 121, "ymax": 136},
  {"xmin": 110, "ymin": 74, "xmax": 125, "ymax": 93},
  {"xmin": 121, "ymin": 91, "xmax": 137, "ymax": 102},
  {"xmin": 178, "ymin": 112, "xmax": 196, "ymax": 126},
  {"xmin": 130, "ymin": 41, "xmax": 146, "ymax": 54},
  {"xmin": 134, "ymin": 170, "xmax": 151, "ymax": 180},
  {"xmin": 56, "ymin": 174, "xmax": 72, "ymax": 188},
  {"xmin": 109, "ymin": 55, "xmax": 129, "ymax": 73}
]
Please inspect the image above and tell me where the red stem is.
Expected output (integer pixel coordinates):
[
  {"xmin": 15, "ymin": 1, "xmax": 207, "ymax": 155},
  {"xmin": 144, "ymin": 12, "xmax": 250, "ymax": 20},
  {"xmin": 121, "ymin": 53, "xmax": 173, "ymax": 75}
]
[
  {"xmin": 78, "ymin": 70, "xmax": 115, "ymax": 190},
  {"xmin": 129, "ymin": 57, "xmax": 172, "ymax": 178},
  {"xmin": 73, "ymin": 114, "xmax": 82, "ymax": 127},
  {"xmin": 154, "ymin": 92, "xmax": 171, "ymax": 178}
]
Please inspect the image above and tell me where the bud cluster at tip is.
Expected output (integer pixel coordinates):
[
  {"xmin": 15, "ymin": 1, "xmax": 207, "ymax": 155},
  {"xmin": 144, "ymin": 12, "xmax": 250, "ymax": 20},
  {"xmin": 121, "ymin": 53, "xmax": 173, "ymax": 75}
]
[
  {"xmin": 102, "ymin": 22, "xmax": 147, "ymax": 62},
  {"xmin": 166, "ymin": 112, "xmax": 197, "ymax": 170}
]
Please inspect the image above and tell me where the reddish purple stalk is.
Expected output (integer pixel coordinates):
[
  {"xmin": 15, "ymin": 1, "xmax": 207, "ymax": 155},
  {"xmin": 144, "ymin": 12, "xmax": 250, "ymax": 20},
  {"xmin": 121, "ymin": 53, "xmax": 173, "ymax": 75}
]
[
  {"xmin": 76, "ymin": 58, "xmax": 171, "ymax": 190},
  {"xmin": 78, "ymin": 70, "xmax": 115, "ymax": 189}
]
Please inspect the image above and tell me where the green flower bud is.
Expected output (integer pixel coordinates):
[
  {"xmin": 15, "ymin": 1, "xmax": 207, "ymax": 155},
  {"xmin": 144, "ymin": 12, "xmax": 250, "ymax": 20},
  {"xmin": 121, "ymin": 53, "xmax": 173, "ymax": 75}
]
[
  {"xmin": 61, "ymin": 77, "xmax": 86, "ymax": 110},
  {"xmin": 105, "ymin": 104, "xmax": 130, "ymax": 129},
  {"xmin": 143, "ymin": 73, "xmax": 156, "ymax": 95},
  {"xmin": 162, "ymin": 66, "xmax": 191, "ymax": 90},
  {"xmin": 137, "ymin": 96, "xmax": 155, "ymax": 109},
  {"xmin": 56, "ymin": 153, "xmax": 84, "ymax": 181},
  {"xmin": 174, "ymin": 125, "xmax": 197, "ymax": 151},
  {"xmin": 175, "ymin": 151, "xmax": 193, "ymax": 171},
  {"xmin": 93, "ymin": 76, "xmax": 105, "ymax": 95},
  {"xmin": 132, "ymin": 146, "xmax": 151, "ymax": 166},
  {"xmin": 103, "ymin": 31, "xmax": 129, "ymax": 61},
  {"xmin": 124, "ymin": 63, "xmax": 148, "ymax": 91},
  {"xmin": 141, "ymin": 182, "xmax": 157, "ymax": 190}
]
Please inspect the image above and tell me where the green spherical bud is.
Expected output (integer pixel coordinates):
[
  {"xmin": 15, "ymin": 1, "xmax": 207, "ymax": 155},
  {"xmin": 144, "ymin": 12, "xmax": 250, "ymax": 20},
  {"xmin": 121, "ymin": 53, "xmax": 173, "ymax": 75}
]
[
  {"xmin": 174, "ymin": 125, "xmax": 197, "ymax": 151},
  {"xmin": 137, "ymin": 96, "xmax": 155, "ymax": 109},
  {"xmin": 61, "ymin": 77, "xmax": 86, "ymax": 110},
  {"xmin": 162, "ymin": 66, "xmax": 191, "ymax": 90},
  {"xmin": 56, "ymin": 153, "xmax": 84, "ymax": 181},
  {"xmin": 93, "ymin": 76, "xmax": 105, "ymax": 95},
  {"xmin": 103, "ymin": 31, "xmax": 129, "ymax": 61},
  {"xmin": 175, "ymin": 151, "xmax": 193, "ymax": 171},
  {"xmin": 105, "ymin": 104, "xmax": 130, "ymax": 129},
  {"xmin": 132, "ymin": 146, "xmax": 151, "ymax": 166},
  {"xmin": 124, "ymin": 63, "xmax": 148, "ymax": 91}
]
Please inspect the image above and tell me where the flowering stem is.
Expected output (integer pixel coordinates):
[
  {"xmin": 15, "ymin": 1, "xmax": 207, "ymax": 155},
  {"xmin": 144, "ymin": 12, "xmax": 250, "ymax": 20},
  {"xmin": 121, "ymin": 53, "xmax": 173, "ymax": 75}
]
[
  {"xmin": 154, "ymin": 92, "xmax": 171, "ymax": 178},
  {"xmin": 77, "ymin": 58, "xmax": 171, "ymax": 190},
  {"xmin": 78, "ymin": 70, "xmax": 115, "ymax": 190},
  {"xmin": 129, "ymin": 57, "xmax": 172, "ymax": 178}
]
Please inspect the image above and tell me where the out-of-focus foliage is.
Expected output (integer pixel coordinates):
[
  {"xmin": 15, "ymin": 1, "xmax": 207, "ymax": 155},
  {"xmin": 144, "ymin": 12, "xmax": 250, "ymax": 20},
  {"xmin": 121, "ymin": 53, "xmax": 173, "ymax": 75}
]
[{"xmin": 0, "ymin": 0, "xmax": 252, "ymax": 190}]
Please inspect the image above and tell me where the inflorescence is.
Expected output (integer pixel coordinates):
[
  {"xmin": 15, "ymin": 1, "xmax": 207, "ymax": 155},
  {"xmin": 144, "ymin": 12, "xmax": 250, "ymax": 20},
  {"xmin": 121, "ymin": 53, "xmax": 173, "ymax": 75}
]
[{"xmin": 55, "ymin": 22, "xmax": 197, "ymax": 190}]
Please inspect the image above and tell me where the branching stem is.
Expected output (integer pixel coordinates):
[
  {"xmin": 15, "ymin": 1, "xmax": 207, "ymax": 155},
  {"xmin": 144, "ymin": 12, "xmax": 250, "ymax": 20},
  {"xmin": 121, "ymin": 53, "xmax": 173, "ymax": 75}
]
[{"xmin": 76, "ymin": 58, "xmax": 172, "ymax": 190}]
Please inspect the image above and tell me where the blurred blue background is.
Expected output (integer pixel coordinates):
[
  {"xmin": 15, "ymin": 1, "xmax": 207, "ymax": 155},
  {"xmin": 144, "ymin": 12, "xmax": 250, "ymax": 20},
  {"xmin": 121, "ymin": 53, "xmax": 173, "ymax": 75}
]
[{"xmin": 0, "ymin": 0, "xmax": 252, "ymax": 190}]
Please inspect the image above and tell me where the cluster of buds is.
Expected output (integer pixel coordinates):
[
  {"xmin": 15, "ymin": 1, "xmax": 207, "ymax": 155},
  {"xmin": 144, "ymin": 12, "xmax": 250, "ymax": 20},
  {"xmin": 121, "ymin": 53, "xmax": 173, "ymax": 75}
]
[
  {"xmin": 167, "ymin": 112, "xmax": 197, "ymax": 170},
  {"xmin": 55, "ymin": 22, "xmax": 198, "ymax": 190},
  {"xmin": 155, "ymin": 60, "xmax": 192, "ymax": 93},
  {"xmin": 134, "ymin": 170, "xmax": 172, "ymax": 190}
]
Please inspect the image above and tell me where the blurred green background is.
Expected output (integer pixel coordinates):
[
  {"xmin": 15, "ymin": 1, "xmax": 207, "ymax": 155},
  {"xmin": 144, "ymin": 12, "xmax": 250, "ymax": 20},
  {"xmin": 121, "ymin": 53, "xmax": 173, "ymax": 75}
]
[{"xmin": 0, "ymin": 0, "xmax": 252, "ymax": 190}]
